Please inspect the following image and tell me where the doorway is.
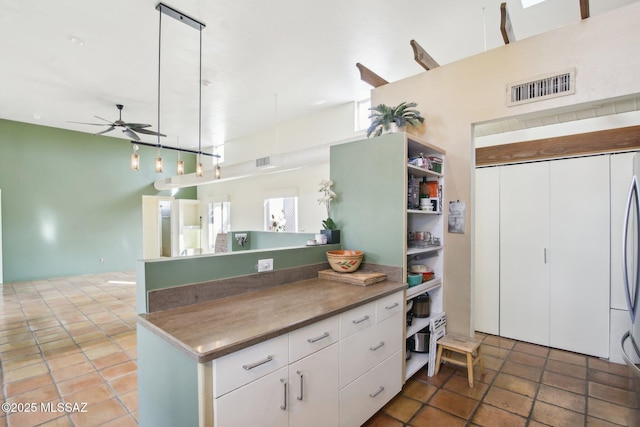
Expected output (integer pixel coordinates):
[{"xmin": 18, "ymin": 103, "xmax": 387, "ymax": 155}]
[{"xmin": 159, "ymin": 200, "xmax": 173, "ymax": 257}]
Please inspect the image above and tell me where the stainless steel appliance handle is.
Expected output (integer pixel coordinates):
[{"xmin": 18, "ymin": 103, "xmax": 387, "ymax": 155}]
[
  {"xmin": 242, "ymin": 355, "xmax": 273, "ymax": 370},
  {"xmin": 307, "ymin": 332, "xmax": 330, "ymax": 343},
  {"xmin": 280, "ymin": 378, "xmax": 288, "ymax": 410},
  {"xmin": 621, "ymin": 331, "xmax": 640, "ymax": 377},
  {"xmin": 369, "ymin": 386, "xmax": 384, "ymax": 398},
  {"xmin": 623, "ymin": 176, "xmax": 639, "ymax": 322},
  {"xmin": 296, "ymin": 371, "xmax": 304, "ymax": 401},
  {"xmin": 352, "ymin": 315, "xmax": 370, "ymax": 324}
]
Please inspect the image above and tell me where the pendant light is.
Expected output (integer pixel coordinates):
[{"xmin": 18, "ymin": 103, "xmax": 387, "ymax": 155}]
[
  {"xmin": 155, "ymin": 146, "xmax": 164, "ymax": 173},
  {"xmin": 176, "ymin": 136, "xmax": 184, "ymax": 175},
  {"xmin": 130, "ymin": 144, "xmax": 140, "ymax": 171},
  {"xmin": 155, "ymin": 5, "xmax": 163, "ymax": 174},
  {"xmin": 214, "ymin": 146, "xmax": 221, "ymax": 179},
  {"xmin": 156, "ymin": 3, "xmax": 206, "ymax": 177}
]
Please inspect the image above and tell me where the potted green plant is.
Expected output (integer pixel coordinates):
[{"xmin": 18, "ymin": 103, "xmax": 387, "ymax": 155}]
[
  {"xmin": 366, "ymin": 102, "xmax": 425, "ymax": 138},
  {"xmin": 318, "ymin": 179, "xmax": 340, "ymax": 244}
]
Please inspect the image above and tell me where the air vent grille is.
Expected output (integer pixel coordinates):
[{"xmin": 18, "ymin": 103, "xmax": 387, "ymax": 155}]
[
  {"xmin": 507, "ymin": 69, "xmax": 575, "ymax": 106},
  {"xmin": 256, "ymin": 156, "xmax": 271, "ymax": 168}
]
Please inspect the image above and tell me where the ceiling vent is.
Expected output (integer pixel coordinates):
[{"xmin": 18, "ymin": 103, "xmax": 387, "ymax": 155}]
[
  {"xmin": 507, "ymin": 68, "xmax": 575, "ymax": 106},
  {"xmin": 256, "ymin": 156, "xmax": 271, "ymax": 168}
]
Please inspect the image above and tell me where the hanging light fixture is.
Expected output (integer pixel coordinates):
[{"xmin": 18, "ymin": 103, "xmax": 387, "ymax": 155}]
[
  {"xmin": 155, "ymin": 146, "xmax": 164, "ymax": 173},
  {"xmin": 130, "ymin": 144, "xmax": 140, "ymax": 171},
  {"xmin": 176, "ymin": 137, "xmax": 184, "ymax": 175},
  {"xmin": 156, "ymin": 3, "xmax": 206, "ymax": 177},
  {"xmin": 214, "ymin": 145, "xmax": 221, "ymax": 179}
]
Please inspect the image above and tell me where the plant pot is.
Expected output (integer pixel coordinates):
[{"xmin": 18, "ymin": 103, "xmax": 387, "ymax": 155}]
[{"xmin": 321, "ymin": 229, "xmax": 340, "ymax": 244}]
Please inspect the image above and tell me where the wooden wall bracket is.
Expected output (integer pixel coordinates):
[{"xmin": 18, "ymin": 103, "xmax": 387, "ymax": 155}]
[
  {"xmin": 580, "ymin": 0, "xmax": 590, "ymax": 19},
  {"xmin": 500, "ymin": 2, "xmax": 516, "ymax": 45},
  {"xmin": 410, "ymin": 40, "xmax": 440, "ymax": 71},
  {"xmin": 356, "ymin": 63, "xmax": 389, "ymax": 88}
]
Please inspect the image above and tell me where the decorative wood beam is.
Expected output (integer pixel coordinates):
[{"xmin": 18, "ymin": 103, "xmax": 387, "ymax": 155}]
[
  {"xmin": 580, "ymin": 0, "xmax": 590, "ymax": 19},
  {"xmin": 355, "ymin": 63, "xmax": 388, "ymax": 88},
  {"xmin": 410, "ymin": 40, "xmax": 439, "ymax": 71},
  {"xmin": 500, "ymin": 2, "xmax": 516, "ymax": 44},
  {"xmin": 476, "ymin": 125, "xmax": 640, "ymax": 166}
]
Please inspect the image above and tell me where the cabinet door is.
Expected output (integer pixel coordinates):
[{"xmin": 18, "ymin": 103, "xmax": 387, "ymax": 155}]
[
  {"xmin": 549, "ymin": 156, "xmax": 610, "ymax": 357},
  {"xmin": 474, "ymin": 167, "xmax": 500, "ymax": 335},
  {"xmin": 289, "ymin": 344, "xmax": 339, "ymax": 427},
  {"xmin": 214, "ymin": 367, "xmax": 288, "ymax": 427},
  {"xmin": 499, "ymin": 162, "xmax": 550, "ymax": 346}
]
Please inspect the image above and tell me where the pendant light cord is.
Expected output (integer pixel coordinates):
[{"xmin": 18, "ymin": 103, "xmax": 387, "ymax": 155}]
[
  {"xmin": 198, "ymin": 27, "xmax": 202, "ymax": 160},
  {"xmin": 157, "ymin": 8, "xmax": 162, "ymax": 149}
]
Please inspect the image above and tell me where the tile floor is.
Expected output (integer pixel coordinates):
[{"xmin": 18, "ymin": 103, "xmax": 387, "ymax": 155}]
[
  {"xmin": 1, "ymin": 271, "xmax": 639, "ymax": 426},
  {"xmin": 0, "ymin": 272, "xmax": 137, "ymax": 427}
]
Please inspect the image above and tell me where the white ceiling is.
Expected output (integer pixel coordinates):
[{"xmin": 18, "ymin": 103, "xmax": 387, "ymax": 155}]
[{"xmin": 1, "ymin": 0, "xmax": 638, "ymax": 152}]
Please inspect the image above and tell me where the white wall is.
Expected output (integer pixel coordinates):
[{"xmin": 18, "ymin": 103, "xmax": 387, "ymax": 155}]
[{"xmin": 371, "ymin": 3, "xmax": 640, "ymax": 335}]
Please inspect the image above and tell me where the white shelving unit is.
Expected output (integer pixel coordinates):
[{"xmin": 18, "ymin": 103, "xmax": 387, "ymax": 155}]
[{"xmin": 404, "ymin": 136, "xmax": 446, "ymax": 381}]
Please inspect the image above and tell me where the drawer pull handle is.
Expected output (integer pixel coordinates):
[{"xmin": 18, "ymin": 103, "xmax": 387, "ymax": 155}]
[
  {"xmin": 296, "ymin": 371, "xmax": 304, "ymax": 401},
  {"xmin": 280, "ymin": 378, "xmax": 287, "ymax": 410},
  {"xmin": 370, "ymin": 341, "xmax": 385, "ymax": 351},
  {"xmin": 352, "ymin": 315, "xmax": 370, "ymax": 324},
  {"xmin": 385, "ymin": 302, "xmax": 400, "ymax": 310},
  {"xmin": 307, "ymin": 332, "xmax": 330, "ymax": 343},
  {"xmin": 242, "ymin": 355, "xmax": 273, "ymax": 370},
  {"xmin": 369, "ymin": 386, "xmax": 385, "ymax": 398}
]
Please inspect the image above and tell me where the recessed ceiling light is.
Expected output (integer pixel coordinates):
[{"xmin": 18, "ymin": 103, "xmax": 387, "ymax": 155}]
[{"xmin": 67, "ymin": 35, "xmax": 85, "ymax": 46}]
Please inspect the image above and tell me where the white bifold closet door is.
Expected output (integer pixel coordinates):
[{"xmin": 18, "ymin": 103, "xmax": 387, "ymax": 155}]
[
  {"xmin": 548, "ymin": 155, "xmax": 610, "ymax": 358},
  {"xmin": 499, "ymin": 162, "xmax": 551, "ymax": 346}
]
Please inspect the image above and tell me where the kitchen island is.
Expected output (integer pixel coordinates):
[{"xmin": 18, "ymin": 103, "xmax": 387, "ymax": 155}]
[{"xmin": 137, "ymin": 276, "xmax": 407, "ymax": 427}]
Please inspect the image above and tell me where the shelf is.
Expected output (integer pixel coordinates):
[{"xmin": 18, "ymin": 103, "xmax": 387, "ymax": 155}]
[
  {"xmin": 407, "ymin": 209, "xmax": 442, "ymax": 215},
  {"xmin": 408, "ymin": 164, "xmax": 443, "ymax": 179},
  {"xmin": 407, "ymin": 246, "xmax": 442, "ymax": 257},
  {"xmin": 406, "ymin": 316, "xmax": 431, "ymax": 337},
  {"xmin": 406, "ymin": 279, "xmax": 442, "ymax": 300},
  {"xmin": 405, "ymin": 351, "xmax": 430, "ymax": 380}
]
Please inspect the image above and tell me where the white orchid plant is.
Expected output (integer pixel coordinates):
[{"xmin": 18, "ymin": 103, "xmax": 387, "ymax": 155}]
[{"xmin": 318, "ymin": 179, "xmax": 338, "ymax": 230}]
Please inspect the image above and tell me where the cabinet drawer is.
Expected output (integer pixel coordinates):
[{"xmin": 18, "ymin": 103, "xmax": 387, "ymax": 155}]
[
  {"xmin": 376, "ymin": 291, "xmax": 404, "ymax": 323},
  {"xmin": 289, "ymin": 315, "xmax": 339, "ymax": 363},
  {"xmin": 339, "ymin": 351, "xmax": 403, "ymax": 427},
  {"xmin": 213, "ymin": 334, "xmax": 289, "ymax": 397},
  {"xmin": 340, "ymin": 301, "xmax": 375, "ymax": 339},
  {"xmin": 339, "ymin": 313, "xmax": 402, "ymax": 388}
]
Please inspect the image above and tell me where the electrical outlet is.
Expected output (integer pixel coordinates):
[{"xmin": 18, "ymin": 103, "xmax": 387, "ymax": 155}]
[{"xmin": 257, "ymin": 258, "xmax": 273, "ymax": 272}]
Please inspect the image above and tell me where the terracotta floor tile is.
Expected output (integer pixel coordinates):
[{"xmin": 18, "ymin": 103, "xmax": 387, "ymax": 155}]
[
  {"xmin": 482, "ymin": 354, "xmax": 505, "ymax": 371},
  {"xmin": 99, "ymin": 414, "xmax": 139, "ymax": 427},
  {"xmin": 36, "ymin": 415, "xmax": 73, "ymax": 426},
  {"xmin": 429, "ymin": 389, "xmax": 478, "ymax": 419},
  {"xmin": 589, "ymin": 381, "xmax": 639, "ymax": 408},
  {"xmin": 1, "ymin": 353, "xmax": 45, "ymax": 371},
  {"xmin": 50, "ymin": 360, "xmax": 96, "ymax": 382},
  {"xmin": 588, "ymin": 397, "xmax": 640, "ymax": 426},
  {"xmin": 501, "ymin": 360, "xmax": 543, "ymax": 382},
  {"xmin": 546, "ymin": 358, "xmax": 587, "ymax": 380},
  {"xmin": 69, "ymin": 397, "xmax": 128, "ymax": 426},
  {"xmin": 6, "ymin": 399, "xmax": 65, "ymax": 427},
  {"xmin": 493, "ymin": 373, "xmax": 539, "ymax": 398},
  {"xmin": 537, "ymin": 384, "xmax": 585, "ymax": 413},
  {"xmin": 119, "ymin": 389, "xmax": 138, "ymax": 414},
  {"xmin": 483, "ymin": 386, "xmax": 534, "ymax": 417},
  {"xmin": 5, "ymin": 373, "xmax": 54, "ymax": 397},
  {"xmin": 0, "ymin": 338, "xmax": 36, "ymax": 353},
  {"xmin": 513, "ymin": 341, "xmax": 550, "ymax": 358},
  {"xmin": 6, "ymin": 384, "xmax": 61, "ymax": 405},
  {"xmin": 589, "ymin": 369, "xmax": 636, "ymax": 391},
  {"xmin": 454, "ymin": 367, "xmax": 497, "ymax": 385},
  {"xmin": 482, "ymin": 344, "xmax": 511, "ymax": 359},
  {"xmin": 548, "ymin": 348, "xmax": 587, "ymax": 367},
  {"xmin": 0, "ymin": 344, "xmax": 40, "ymax": 361},
  {"xmin": 3, "ymin": 362, "xmax": 50, "ymax": 383},
  {"xmin": 589, "ymin": 357, "xmax": 636, "ymax": 377},
  {"xmin": 64, "ymin": 382, "xmax": 114, "ymax": 405},
  {"xmin": 410, "ymin": 405, "xmax": 466, "ymax": 427},
  {"xmin": 541, "ymin": 370, "xmax": 586, "ymax": 395},
  {"xmin": 444, "ymin": 374, "xmax": 489, "ymax": 400},
  {"xmin": 471, "ymin": 402, "xmax": 527, "ymax": 427},
  {"xmin": 382, "ymin": 394, "xmax": 421, "ymax": 422},
  {"xmin": 531, "ymin": 400, "xmax": 585, "ymax": 426},
  {"xmin": 482, "ymin": 335, "xmax": 515, "ymax": 349},
  {"xmin": 507, "ymin": 350, "xmax": 546, "ymax": 369},
  {"xmin": 100, "ymin": 360, "xmax": 137, "ymax": 381},
  {"xmin": 57, "ymin": 372, "xmax": 105, "ymax": 396},
  {"xmin": 83, "ymin": 343, "xmax": 123, "ymax": 360},
  {"xmin": 92, "ymin": 350, "xmax": 132, "ymax": 370},
  {"xmin": 46, "ymin": 351, "xmax": 88, "ymax": 370},
  {"xmin": 401, "ymin": 378, "xmax": 438, "ymax": 402}
]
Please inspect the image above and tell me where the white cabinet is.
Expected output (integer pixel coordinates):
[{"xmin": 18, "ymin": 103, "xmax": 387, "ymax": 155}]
[
  {"xmin": 474, "ymin": 167, "xmax": 500, "ymax": 335},
  {"xmin": 212, "ymin": 291, "xmax": 403, "ymax": 427},
  {"xmin": 177, "ymin": 199, "xmax": 203, "ymax": 256},
  {"xmin": 478, "ymin": 155, "xmax": 611, "ymax": 358}
]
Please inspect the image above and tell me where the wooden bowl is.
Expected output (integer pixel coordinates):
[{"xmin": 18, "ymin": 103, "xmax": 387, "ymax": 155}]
[{"xmin": 326, "ymin": 250, "xmax": 364, "ymax": 273}]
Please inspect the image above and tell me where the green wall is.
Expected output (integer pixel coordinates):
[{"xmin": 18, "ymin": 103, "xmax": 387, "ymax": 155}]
[{"xmin": 0, "ymin": 119, "xmax": 196, "ymax": 283}]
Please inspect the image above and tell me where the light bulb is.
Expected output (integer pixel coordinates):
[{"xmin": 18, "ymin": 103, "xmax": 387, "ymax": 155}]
[
  {"xmin": 196, "ymin": 162, "xmax": 204, "ymax": 177},
  {"xmin": 155, "ymin": 156, "xmax": 164, "ymax": 173},
  {"xmin": 176, "ymin": 159, "xmax": 184, "ymax": 175},
  {"xmin": 130, "ymin": 153, "xmax": 140, "ymax": 171},
  {"xmin": 215, "ymin": 164, "xmax": 221, "ymax": 179}
]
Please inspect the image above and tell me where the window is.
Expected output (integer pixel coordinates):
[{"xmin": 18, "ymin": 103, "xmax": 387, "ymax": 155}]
[
  {"xmin": 208, "ymin": 201, "xmax": 230, "ymax": 251},
  {"xmin": 355, "ymin": 98, "xmax": 371, "ymax": 131},
  {"xmin": 264, "ymin": 197, "xmax": 297, "ymax": 232}
]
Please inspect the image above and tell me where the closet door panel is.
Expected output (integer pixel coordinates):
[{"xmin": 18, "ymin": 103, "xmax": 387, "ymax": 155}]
[
  {"xmin": 549, "ymin": 156, "xmax": 610, "ymax": 358},
  {"xmin": 499, "ymin": 162, "xmax": 550, "ymax": 346},
  {"xmin": 475, "ymin": 167, "xmax": 500, "ymax": 335}
]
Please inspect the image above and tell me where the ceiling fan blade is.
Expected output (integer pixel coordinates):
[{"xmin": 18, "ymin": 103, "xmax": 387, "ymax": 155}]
[
  {"xmin": 94, "ymin": 126, "xmax": 116, "ymax": 136},
  {"xmin": 122, "ymin": 128, "xmax": 141, "ymax": 141},
  {"xmin": 67, "ymin": 120, "xmax": 111, "ymax": 126},
  {"xmin": 134, "ymin": 128, "xmax": 167, "ymax": 137},
  {"xmin": 124, "ymin": 123, "xmax": 152, "ymax": 129},
  {"xmin": 94, "ymin": 116, "xmax": 116, "ymax": 125}
]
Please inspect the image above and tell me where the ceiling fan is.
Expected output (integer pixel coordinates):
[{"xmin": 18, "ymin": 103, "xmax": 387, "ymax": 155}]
[{"xmin": 69, "ymin": 104, "xmax": 165, "ymax": 141}]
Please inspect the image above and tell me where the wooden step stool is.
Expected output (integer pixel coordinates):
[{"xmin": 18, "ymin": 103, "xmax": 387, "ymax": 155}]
[{"xmin": 434, "ymin": 334, "xmax": 485, "ymax": 387}]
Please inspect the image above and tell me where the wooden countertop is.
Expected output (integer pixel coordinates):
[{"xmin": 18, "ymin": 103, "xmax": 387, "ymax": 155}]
[{"xmin": 138, "ymin": 278, "xmax": 407, "ymax": 363}]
